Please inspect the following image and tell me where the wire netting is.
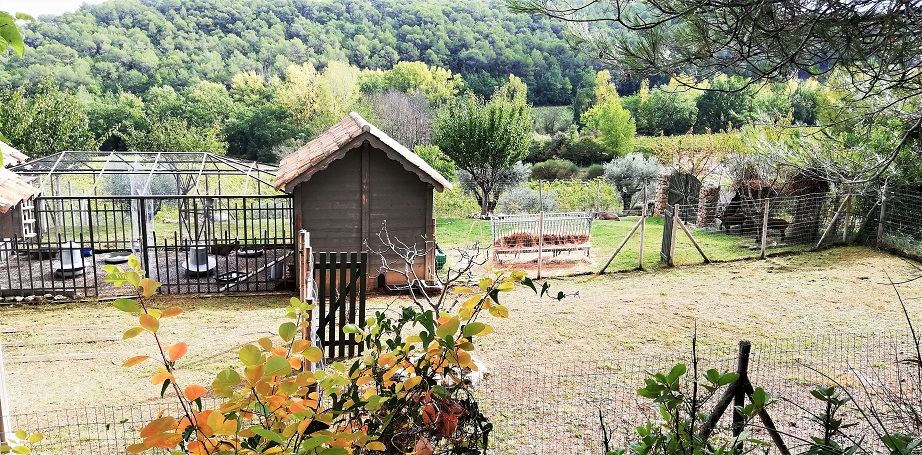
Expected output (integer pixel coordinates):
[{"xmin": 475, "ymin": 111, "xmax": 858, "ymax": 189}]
[{"xmin": 8, "ymin": 333, "xmax": 920, "ymax": 455}]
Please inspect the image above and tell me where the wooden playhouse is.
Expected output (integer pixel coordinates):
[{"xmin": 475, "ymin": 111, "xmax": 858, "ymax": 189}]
[{"xmin": 274, "ymin": 112, "xmax": 451, "ymax": 290}]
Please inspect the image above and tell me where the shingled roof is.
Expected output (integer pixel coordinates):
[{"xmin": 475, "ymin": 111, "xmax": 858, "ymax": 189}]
[
  {"xmin": 1, "ymin": 141, "xmax": 28, "ymax": 167},
  {"xmin": 0, "ymin": 143, "xmax": 38, "ymax": 213},
  {"xmin": 274, "ymin": 112, "xmax": 452, "ymax": 192}
]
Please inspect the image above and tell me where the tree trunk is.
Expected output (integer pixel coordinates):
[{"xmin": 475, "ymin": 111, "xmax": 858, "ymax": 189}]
[{"xmin": 620, "ymin": 190, "xmax": 636, "ymax": 212}]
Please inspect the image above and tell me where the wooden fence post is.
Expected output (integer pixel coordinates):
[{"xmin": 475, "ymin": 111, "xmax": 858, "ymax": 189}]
[
  {"xmin": 537, "ymin": 211, "xmax": 544, "ymax": 280},
  {"xmin": 877, "ymin": 186, "xmax": 888, "ymax": 247},
  {"xmin": 0, "ymin": 340, "xmax": 10, "ymax": 445},
  {"xmin": 638, "ymin": 202, "xmax": 647, "ymax": 269},
  {"xmin": 815, "ymin": 194, "xmax": 852, "ymax": 249},
  {"xmin": 842, "ymin": 193, "xmax": 852, "ymax": 243},
  {"xmin": 760, "ymin": 199, "xmax": 769, "ymax": 259},
  {"xmin": 732, "ymin": 341, "xmax": 752, "ymax": 445},
  {"xmin": 668, "ymin": 205, "xmax": 679, "ymax": 267}
]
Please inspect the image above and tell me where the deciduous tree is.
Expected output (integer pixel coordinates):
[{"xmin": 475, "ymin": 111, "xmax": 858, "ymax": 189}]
[{"xmin": 433, "ymin": 75, "xmax": 533, "ymax": 215}]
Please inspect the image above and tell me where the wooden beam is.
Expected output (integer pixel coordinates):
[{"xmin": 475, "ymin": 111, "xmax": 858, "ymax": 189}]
[
  {"xmin": 598, "ymin": 216, "xmax": 644, "ymax": 274},
  {"xmin": 361, "ymin": 143, "xmax": 370, "ymax": 249},
  {"xmin": 676, "ymin": 216, "xmax": 710, "ymax": 263},
  {"xmin": 760, "ymin": 199, "xmax": 769, "ymax": 259},
  {"xmin": 815, "ymin": 194, "xmax": 851, "ymax": 249}
]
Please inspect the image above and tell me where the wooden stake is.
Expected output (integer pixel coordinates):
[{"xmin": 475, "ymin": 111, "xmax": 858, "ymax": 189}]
[
  {"xmin": 760, "ymin": 199, "xmax": 769, "ymax": 259},
  {"xmin": 815, "ymin": 194, "xmax": 852, "ymax": 249},
  {"xmin": 676, "ymin": 217, "xmax": 710, "ymax": 263},
  {"xmin": 598, "ymin": 216, "xmax": 644, "ymax": 274},
  {"xmin": 877, "ymin": 188, "xmax": 888, "ymax": 247},
  {"xmin": 537, "ymin": 211, "xmax": 544, "ymax": 279},
  {"xmin": 842, "ymin": 194, "xmax": 852, "ymax": 243},
  {"xmin": 668, "ymin": 205, "xmax": 678, "ymax": 267},
  {"xmin": 639, "ymin": 203, "xmax": 647, "ymax": 269}
]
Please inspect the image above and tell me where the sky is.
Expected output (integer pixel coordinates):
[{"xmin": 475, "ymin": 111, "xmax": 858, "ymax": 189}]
[{"xmin": 4, "ymin": 0, "xmax": 107, "ymax": 17}]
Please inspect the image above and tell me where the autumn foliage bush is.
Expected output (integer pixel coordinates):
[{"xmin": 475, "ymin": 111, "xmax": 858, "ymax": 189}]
[{"xmin": 101, "ymin": 255, "xmax": 529, "ymax": 454}]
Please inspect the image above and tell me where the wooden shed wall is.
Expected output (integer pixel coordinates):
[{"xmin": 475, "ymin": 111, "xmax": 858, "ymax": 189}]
[
  {"xmin": 294, "ymin": 141, "xmax": 433, "ymax": 289},
  {"xmin": 0, "ymin": 205, "xmax": 22, "ymax": 239}
]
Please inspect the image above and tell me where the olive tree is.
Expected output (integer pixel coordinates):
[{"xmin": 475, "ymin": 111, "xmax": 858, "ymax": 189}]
[
  {"xmin": 433, "ymin": 75, "xmax": 533, "ymax": 215},
  {"xmin": 604, "ymin": 153, "xmax": 662, "ymax": 210}
]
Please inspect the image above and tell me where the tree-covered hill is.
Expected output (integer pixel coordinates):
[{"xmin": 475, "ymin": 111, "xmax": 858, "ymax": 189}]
[{"xmin": 0, "ymin": 0, "xmax": 594, "ymax": 105}]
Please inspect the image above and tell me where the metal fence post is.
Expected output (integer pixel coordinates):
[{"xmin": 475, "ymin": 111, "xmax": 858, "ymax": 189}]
[
  {"xmin": 138, "ymin": 197, "xmax": 151, "ymax": 275},
  {"xmin": 0, "ymin": 340, "xmax": 10, "ymax": 446}
]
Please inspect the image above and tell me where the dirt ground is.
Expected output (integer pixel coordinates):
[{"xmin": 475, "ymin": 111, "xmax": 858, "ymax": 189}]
[{"xmin": 1, "ymin": 245, "xmax": 920, "ymax": 416}]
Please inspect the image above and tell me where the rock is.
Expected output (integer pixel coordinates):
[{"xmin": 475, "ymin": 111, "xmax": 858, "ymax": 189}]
[
  {"xmin": 43, "ymin": 294, "xmax": 53, "ymax": 300},
  {"xmin": 14, "ymin": 296, "xmax": 23, "ymax": 302},
  {"xmin": 54, "ymin": 295, "xmax": 67, "ymax": 301},
  {"xmin": 596, "ymin": 212, "xmax": 620, "ymax": 221}
]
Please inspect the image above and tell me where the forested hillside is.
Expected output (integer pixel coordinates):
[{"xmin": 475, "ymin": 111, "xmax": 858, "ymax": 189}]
[{"xmin": 0, "ymin": 0, "xmax": 594, "ymax": 105}]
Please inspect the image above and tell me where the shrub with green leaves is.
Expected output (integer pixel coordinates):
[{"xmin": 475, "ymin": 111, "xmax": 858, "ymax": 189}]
[
  {"xmin": 497, "ymin": 185, "xmax": 557, "ymax": 213},
  {"xmin": 531, "ymin": 159, "xmax": 579, "ymax": 180}
]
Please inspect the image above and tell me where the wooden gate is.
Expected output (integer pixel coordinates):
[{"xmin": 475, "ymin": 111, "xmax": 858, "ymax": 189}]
[
  {"xmin": 668, "ymin": 172, "xmax": 701, "ymax": 224},
  {"xmin": 314, "ymin": 252, "xmax": 367, "ymax": 359},
  {"xmin": 661, "ymin": 204, "xmax": 675, "ymax": 264}
]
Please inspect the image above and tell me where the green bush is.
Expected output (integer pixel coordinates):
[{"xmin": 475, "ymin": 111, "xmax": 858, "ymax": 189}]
[
  {"xmin": 434, "ymin": 185, "xmax": 481, "ymax": 217},
  {"xmin": 584, "ymin": 164, "xmax": 605, "ymax": 180},
  {"xmin": 531, "ymin": 159, "xmax": 580, "ymax": 180},
  {"xmin": 560, "ymin": 136, "xmax": 611, "ymax": 165}
]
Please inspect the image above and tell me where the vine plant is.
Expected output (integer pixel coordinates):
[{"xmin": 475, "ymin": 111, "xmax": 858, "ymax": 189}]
[{"xmin": 103, "ymin": 255, "xmax": 537, "ymax": 454}]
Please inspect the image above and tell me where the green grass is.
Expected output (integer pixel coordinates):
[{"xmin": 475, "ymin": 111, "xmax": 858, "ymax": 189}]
[{"xmin": 436, "ymin": 215, "xmax": 814, "ymax": 272}]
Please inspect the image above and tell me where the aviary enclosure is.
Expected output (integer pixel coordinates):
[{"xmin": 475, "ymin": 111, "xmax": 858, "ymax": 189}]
[{"xmin": 0, "ymin": 151, "xmax": 294, "ymax": 297}]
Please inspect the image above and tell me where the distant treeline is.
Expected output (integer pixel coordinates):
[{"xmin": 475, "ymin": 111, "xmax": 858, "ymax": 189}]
[{"xmin": 0, "ymin": 0, "xmax": 596, "ymax": 105}]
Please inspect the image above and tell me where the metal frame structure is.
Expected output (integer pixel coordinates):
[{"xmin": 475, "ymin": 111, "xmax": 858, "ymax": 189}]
[
  {"xmin": 2, "ymin": 152, "xmax": 295, "ymax": 298},
  {"xmin": 10, "ymin": 151, "xmax": 280, "ymax": 197}
]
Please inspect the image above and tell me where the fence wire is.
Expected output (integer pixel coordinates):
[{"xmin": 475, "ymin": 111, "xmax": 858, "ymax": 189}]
[
  {"xmin": 8, "ymin": 333, "xmax": 920, "ymax": 455},
  {"xmin": 478, "ymin": 332, "xmax": 920, "ymax": 455}
]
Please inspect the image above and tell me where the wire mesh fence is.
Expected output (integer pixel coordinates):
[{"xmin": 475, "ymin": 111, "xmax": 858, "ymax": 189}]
[
  {"xmin": 478, "ymin": 332, "xmax": 920, "ymax": 455},
  {"xmin": 7, "ymin": 333, "xmax": 919, "ymax": 455}
]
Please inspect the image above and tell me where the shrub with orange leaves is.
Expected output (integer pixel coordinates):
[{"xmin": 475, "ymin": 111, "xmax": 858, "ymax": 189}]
[{"xmin": 105, "ymin": 255, "xmax": 548, "ymax": 454}]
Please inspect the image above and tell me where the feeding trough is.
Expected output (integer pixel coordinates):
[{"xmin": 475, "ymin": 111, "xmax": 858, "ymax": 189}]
[
  {"xmin": 216, "ymin": 271, "xmax": 242, "ymax": 283},
  {"xmin": 104, "ymin": 251, "xmax": 132, "ymax": 264},
  {"xmin": 236, "ymin": 249, "xmax": 264, "ymax": 258},
  {"xmin": 183, "ymin": 245, "xmax": 217, "ymax": 277},
  {"xmin": 53, "ymin": 241, "xmax": 85, "ymax": 278}
]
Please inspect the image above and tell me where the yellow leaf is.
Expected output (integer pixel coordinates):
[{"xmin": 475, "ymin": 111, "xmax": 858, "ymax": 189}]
[
  {"xmin": 126, "ymin": 443, "xmax": 148, "ymax": 454},
  {"xmin": 303, "ymin": 346, "xmax": 323, "ymax": 363},
  {"xmin": 403, "ymin": 376, "xmax": 422, "ymax": 390},
  {"xmin": 257, "ymin": 337, "xmax": 273, "ymax": 351},
  {"xmin": 168, "ymin": 342, "xmax": 188, "ymax": 362},
  {"xmin": 139, "ymin": 278, "xmax": 162, "ymax": 298},
  {"xmin": 356, "ymin": 375, "xmax": 374, "ymax": 386},
  {"xmin": 184, "ymin": 384, "xmax": 208, "ymax": 401},
  {"xmin": 160, "ymin": 306, "xmax": 183, "ymax": 318},
  {"xmin": 436, "ymin": 316, "xmax": 460, "ymax": 339},
  {"xmin": 140, "ymin": 416, "xmax": 177, "ymax": 438},
  {"xmin": 496, "ymin": 282, "xmax": 514, "ymax": 292},
  {"xmin": 122, "ymin": 355, "xmax": 150, "ymax": 367},
  {"xmin": 366, "ymin": 441, "xmax": 387, "ymax": 451},
  {"xmin": 139, "ymin": 314, "xmax": 159, "ymax": 333},
  {"xmin": 123, "ymin": 327, "xmax": 144, "ymax": 340},
  {"xmin": 291, "ymin": 339, "xmax": 310, "ymax": 353},
  {"xmin": 478, "ymin": 277, "xmax": 492, "ymax": 290},
  {"xmin": 489, "ymin": 304, "xmax": 509, "ymax": 318},
  {"xmin": 454, "ymin": 286, "xmax": 476, "ymax": 294},
  {"xmin": 127, "ymin": 255, "xmax": 141, "ymax": 269}
]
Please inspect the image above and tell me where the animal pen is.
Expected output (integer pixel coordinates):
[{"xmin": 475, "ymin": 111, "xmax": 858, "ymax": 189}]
[
  {"xmin": 1, "ymin": 151, "xmax": 294, "ymax": 297},
  {"xmin": 491, "ymin": 212, "xmax": 593, "ymax": 276}
]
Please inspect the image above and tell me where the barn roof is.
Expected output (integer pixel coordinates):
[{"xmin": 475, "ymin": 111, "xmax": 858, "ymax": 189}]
[{"xmin": 274, "ymin": 112, "xmax": 452, "ymax": 192}]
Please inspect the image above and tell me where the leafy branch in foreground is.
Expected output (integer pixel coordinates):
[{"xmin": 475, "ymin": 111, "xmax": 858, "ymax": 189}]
[{"xmin": 104, "ymin": 254, "xmax": 545, "ymax": 454}]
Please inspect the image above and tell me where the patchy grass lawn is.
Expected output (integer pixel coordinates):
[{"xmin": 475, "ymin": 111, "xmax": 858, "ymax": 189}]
[
  {"xmin": 436, "ymin": 216, "xmax": 811, "ymax": 274},
  {"xmin": 2, "ymin": 246, "xmax": 920, "ymax": 416}
]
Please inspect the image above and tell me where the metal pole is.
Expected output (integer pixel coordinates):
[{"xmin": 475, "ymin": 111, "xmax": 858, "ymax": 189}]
[{"xmin": 0, "ymin": 340, "xmax": 10, "ymax": 445}]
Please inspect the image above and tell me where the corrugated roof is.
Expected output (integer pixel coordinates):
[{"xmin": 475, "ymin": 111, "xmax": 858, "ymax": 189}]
[
  {"xmin": 274, "ymin": 112, "xmax": 452, "ymax": 192},
  {"xmin": 1, "ymin": 142, "xmax": 28, "ymax": 167},
  {"xmin": 0, "ymin": 167, "xmax": 39, "ymax": 214}
]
